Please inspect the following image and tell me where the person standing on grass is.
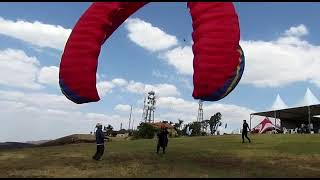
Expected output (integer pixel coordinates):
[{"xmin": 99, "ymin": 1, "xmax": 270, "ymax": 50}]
[
  {"xmin": 242, "ymin": 120, "xmax": 251, "ymax": 143},
  {"xmin": 157, "ymin": 126, "xmax": 169, "ymax": 154},
  {"xmin": 92, "ymin": 123, "xmax": 105, "ymax": 161}
]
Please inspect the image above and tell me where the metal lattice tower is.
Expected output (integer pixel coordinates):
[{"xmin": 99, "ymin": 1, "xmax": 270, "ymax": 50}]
[
  {"xmin": 197, "ymin": 100, "xmax": 203, "ymax": 122},
  {"xmin": 142, "ymin": 91, "xmax": 156, "ymax": 123}
]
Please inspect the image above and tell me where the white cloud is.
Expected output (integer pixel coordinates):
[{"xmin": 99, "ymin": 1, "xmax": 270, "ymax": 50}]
[
  {"xmin": 0, "ymin": 88, "xmax": 135, "ymax": 142},
  {"xmin": 126, "ymin": 81, "xmax": 145, "ymax": 94},
  {"xmin": 145, "ymin": 84, "xmax": 180, "ymax": 97},
  {"xmin": 111, "ymin": 78, "xmax": 128, "ymax": 87},
  {"xmin": 86, "ymin": 113, "xmax": 121, "ymax": 123},
  {"xmin": 0, "ymin": 17, "xmax": 71, "ymax": 51},
  {"xmin": 0, "ymin": 100, "xmax": 27, "ymax": 113},
  {"xmin": 126, "ymin": 80, "xmax": 180, "ymax": 97},
  {"xmin": 46, "ymin": 109, "xmax": 69, "ymax": 116},
  {"xmin": 125, "ymin": 17, "xmax": 195, "ymax": 76},
  {"xmin": 0, "ymin": 48, "xmax": 43, "ymax": 89},
  {"xmin": 152, "ymin": 70, "xmax": 193, "ymax": 90},
  {"xmin": 240, "ymin": 24, "xmax": 320, "ymax": 87},
  {"xmin": 157, "ymin": 96, "xmax": 197, "ymax": 112},
  {"xmin": 125, "ymin": 18, "xmax": 194, "ymax": 76},
  {"xmin": 114, "ymin": 104, "xmax": 131, "ymax": 112},
  {"xmin": 96, "ymin": 81, "xmax": 115, "ymax": 97},
  {"xmin": 38, "ymin": 66, "xmax": 59, "ymax": 87},
  {"xmin": 0, "ymin": 90, "xmax": 82, "ymax": 110},
  {"xmin": 0, "ymin": 102, "xmax": 128, "ymax": 142},
  {"xmin": 125, "ymin": 18, "xmax": 178, "ymax": 52},
  {"xmin": 160, "ymin": 46, "xmax": 194, "ymax": 75},
  {"xmin": 284, "ymin": 24, "xmax": 308, "ymax": 37},
  {"xmin": 114, "ymin": 104, "xmax": 143, "ymax": 114}
]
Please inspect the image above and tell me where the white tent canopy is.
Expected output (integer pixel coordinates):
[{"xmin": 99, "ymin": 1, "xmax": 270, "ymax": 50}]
[
  {"xmin": 296, "ymin": 88, "xmax": 320, "ymax": 107},
  {"xmin": 270, "ymin": 94, "xmax": 288, "ymax": 110},
  {"xmin": 269, "ymin": 88, "xmax": 319, "ymax": 111}
]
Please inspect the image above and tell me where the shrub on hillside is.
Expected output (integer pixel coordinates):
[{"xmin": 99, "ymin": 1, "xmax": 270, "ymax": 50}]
[
  {"xmin": 134, "ymin": 122, "xmax": 157, "ymax": 139},
  {"xmin": 201, "ymin": 132, "xmax": 207, "ymax": 136}
]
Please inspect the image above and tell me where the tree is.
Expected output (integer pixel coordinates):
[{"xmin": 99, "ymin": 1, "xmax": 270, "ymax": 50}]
[
  {"xmin": 135, "ymin": 122, "xmax": 157, "ymax": 139},
  {"xmin": 208, "ymin": 112, "xmax": 222, "ymax": 135},
  {"xmin": 178, "ymin": 119, "xmax": 184, "ymax": 130},
  {"xmin": 173, "ymin": 119, "xmax": 184, "ymax": 136},
  {"xmin": 173, "ymin": 123, "xmax": 179, "ymax": 132},
  {"xmin": 201, "ymin": 120, "xmax": 209, "ymax": 134},
  {"xmin": 181, "ymin": 124, "xmax": 190, "ymax": 136},
  {"xmin": 174, "ymin": 119, "xmax": 183, "ymax": 129},
  {"xmin": 189, "ymin": 121, "xmax": 201, "ymax": 136}
]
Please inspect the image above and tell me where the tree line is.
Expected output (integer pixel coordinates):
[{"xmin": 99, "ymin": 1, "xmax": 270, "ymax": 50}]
[
  {"xmin": 133, "ymin": 112, "xmax": 223, "ymax": 139},
  {"xmin": 99, "ymin": 112, "xmax": 223, "ymax": 139}
]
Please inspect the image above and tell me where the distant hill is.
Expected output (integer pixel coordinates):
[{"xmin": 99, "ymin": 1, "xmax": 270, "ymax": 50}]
[
  {"xmin": 26, "ymin": 140, "xmax": 51, "ymax": 145},
  {"xmin": 37, "ymin": 134, "xmax": 95, "ymax": 147},
  {"xmin": 0, "ymin": 134, "xmax": 96, "ymax": 150},
  {"xmin": 0, "ymin": 142, "xmax": 34, "ymax": 150}
]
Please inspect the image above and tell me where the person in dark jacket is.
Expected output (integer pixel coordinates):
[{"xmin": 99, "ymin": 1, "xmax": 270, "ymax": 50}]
[
  {"xmin": 157, "ymin": 126, "xmax": 169, "ymax": 154},
  {"xmin": 92, "ymin": 123, "xmax": 105, "ymax": 161},
  {"xmin": 242, "ymin": 120, "xmax": 251, "ymax": 143}
]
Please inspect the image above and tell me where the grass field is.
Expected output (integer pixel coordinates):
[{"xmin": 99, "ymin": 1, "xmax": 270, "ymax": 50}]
[{"xmin": 1, "ymin": 134, "xmax": 320, "ymax": 178}]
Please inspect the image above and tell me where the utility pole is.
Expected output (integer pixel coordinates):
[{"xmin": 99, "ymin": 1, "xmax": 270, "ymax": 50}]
[
  {"xmin": 128, "ymin": 105, "xmax": 132, "ymax": 130},
  {"xmin": 132, "ymin": 119, "xmax": 135, "ymax": 130}
]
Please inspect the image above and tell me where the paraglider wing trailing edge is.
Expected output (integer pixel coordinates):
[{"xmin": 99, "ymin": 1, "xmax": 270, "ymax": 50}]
[{"xmin": 59, "ymin": 2, "xmax": 245, "ymax": 104}]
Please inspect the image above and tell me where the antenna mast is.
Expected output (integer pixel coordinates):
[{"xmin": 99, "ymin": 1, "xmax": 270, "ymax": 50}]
[{"xmin": 128, "ymin": 105, "xmax": 132, "ymax": 130}]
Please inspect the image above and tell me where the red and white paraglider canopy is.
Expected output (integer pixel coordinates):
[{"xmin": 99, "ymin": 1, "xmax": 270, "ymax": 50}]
[{"xmin": 59, "ymin": 2, "xmax": 245, "ymax": 104}]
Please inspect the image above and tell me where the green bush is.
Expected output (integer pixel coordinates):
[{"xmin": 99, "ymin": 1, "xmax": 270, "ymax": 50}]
[
  {"xmin": 201, "ymin": 132, "xmax": 207, "ymax": 136},
  {"xmin": 181, "ymin": 122, "xmax": 202, "ymax": 136},
  {"xmin": 134, "ymin": 122, "xmax": 157, "ymax": 139},
  {"xmin": 190, "ymin": 122, "xmax": 201, "ymax": 136}
]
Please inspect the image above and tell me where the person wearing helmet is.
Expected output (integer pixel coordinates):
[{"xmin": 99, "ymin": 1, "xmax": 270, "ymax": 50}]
[
  {"xmin": 92, "ymin": 123, "xmax": 105, "ymax": 161},
  {"xmin": 156, "ymin": 126, "xmax": 169, "ymax": 154}
]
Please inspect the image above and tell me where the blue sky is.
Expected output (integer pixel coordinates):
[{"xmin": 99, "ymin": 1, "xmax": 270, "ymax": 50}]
[{"xmin": 1, "ymin": 2, "xmax": 320, "ymax": 142}]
